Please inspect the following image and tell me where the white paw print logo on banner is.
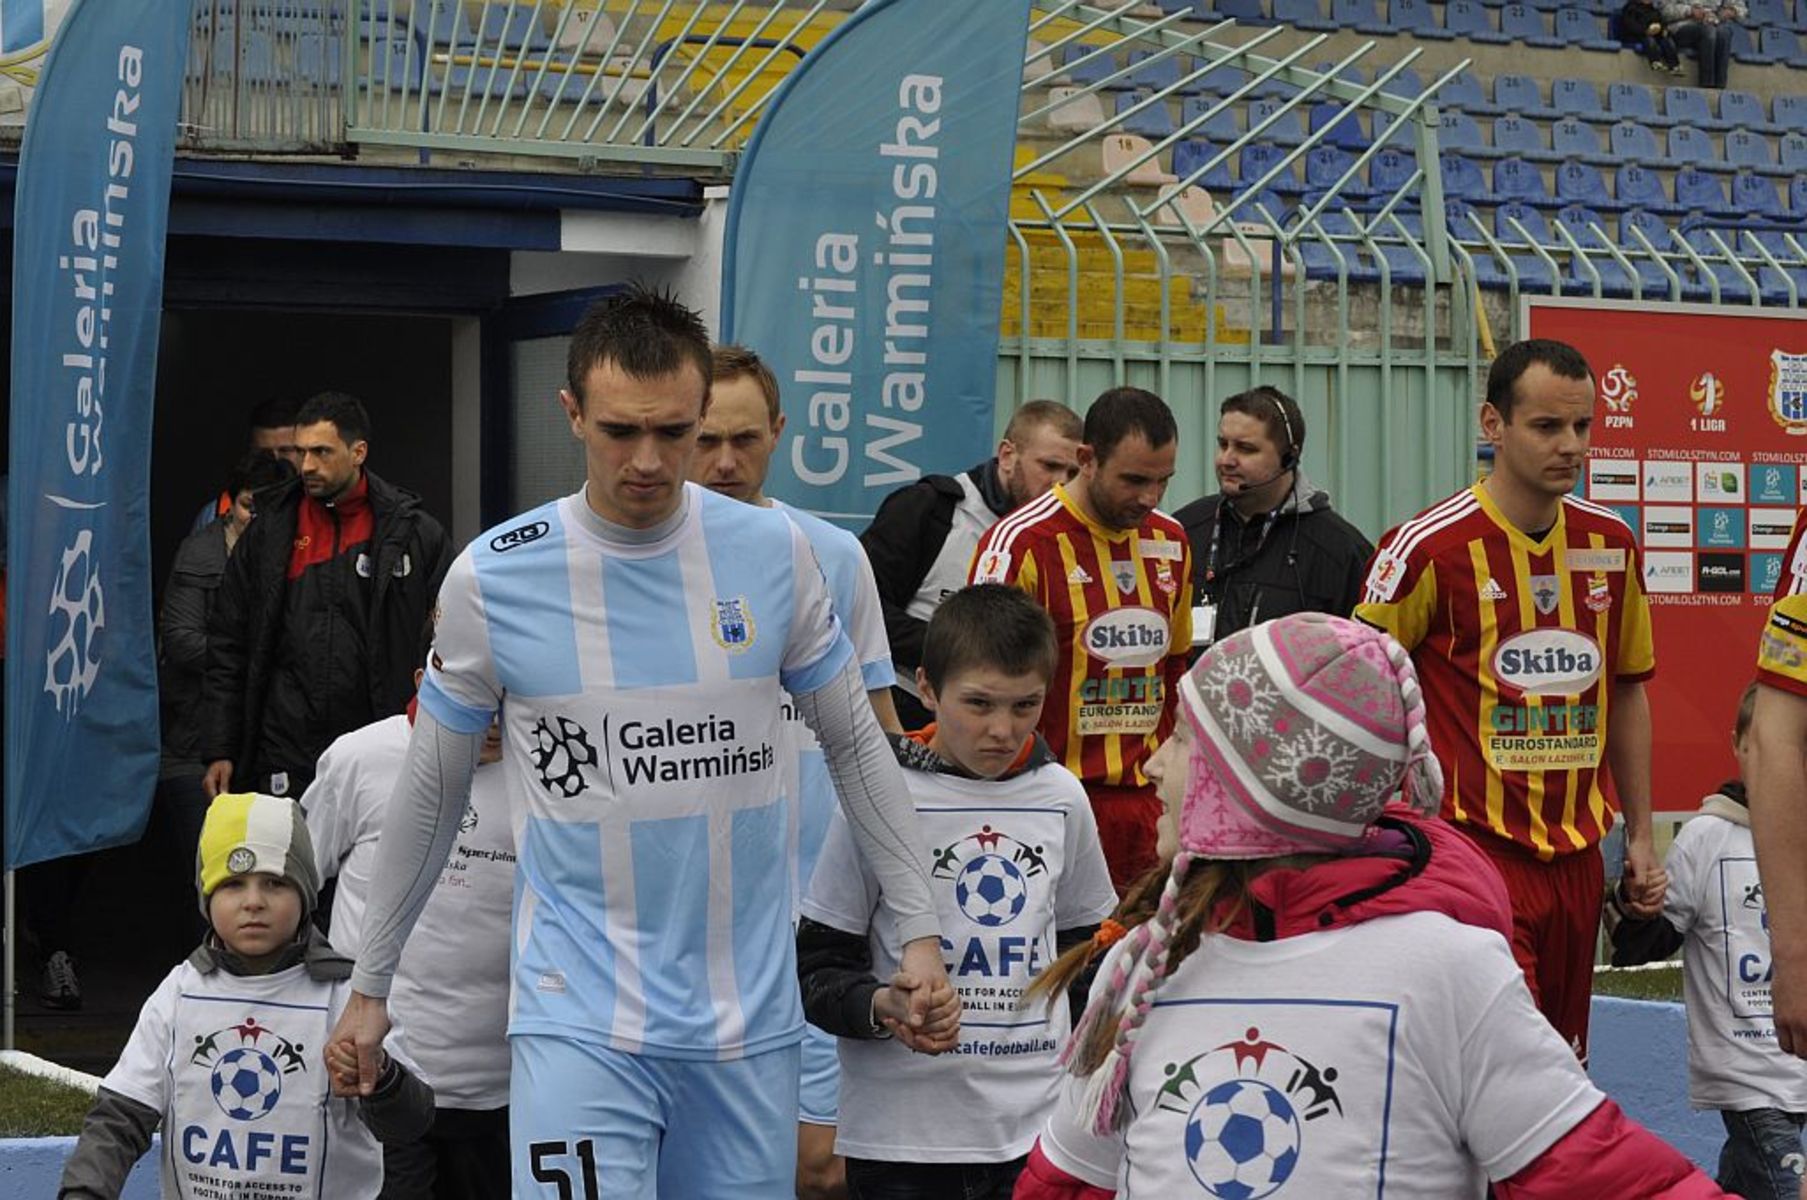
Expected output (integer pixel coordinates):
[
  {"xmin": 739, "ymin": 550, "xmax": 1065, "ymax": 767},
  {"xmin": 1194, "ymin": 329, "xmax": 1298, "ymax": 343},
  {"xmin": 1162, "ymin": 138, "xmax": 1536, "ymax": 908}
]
[
  {"xmin": 932, "ymin": 824, "xmax": 1048, "ymax": 929},
  {"xmin": 44, "ymin": 529, "xmax": 105, "ymax": 715}
]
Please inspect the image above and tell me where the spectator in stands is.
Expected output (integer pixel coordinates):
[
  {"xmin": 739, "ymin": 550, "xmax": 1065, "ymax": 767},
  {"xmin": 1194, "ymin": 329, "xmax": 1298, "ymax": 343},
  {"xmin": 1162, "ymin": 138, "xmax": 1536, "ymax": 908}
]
[
  {"xmin": 156, "ymin": 452, "xmax": 293, "ymax": 942},
  {"xmin": 199, "ymin": 391, "xmax": 451, "ymax": 801},
  {"xmin": 861, "ymin": 399, "xmax": 1082, "ymax": 729},
  {"xmin": 1171, "ymin": 386, "xmax": 1373, "ymax": 649},
  {"xmin": 1617, "ymin": 1, "xmax": 1687, "ymax": 74},
  {"xmin": 189, "ymin": 395, "xmax": 301, "ymax": 532},
  {"xmin": 1660, "ymin": 1, "xmax": 1745, "ymax": 88}
]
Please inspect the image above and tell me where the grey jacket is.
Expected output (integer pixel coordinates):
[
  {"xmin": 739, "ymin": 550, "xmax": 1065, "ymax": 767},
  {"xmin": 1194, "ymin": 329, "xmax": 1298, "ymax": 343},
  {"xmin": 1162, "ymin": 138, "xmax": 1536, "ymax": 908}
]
[{"xmin": 1658, "ymin": 1, "xmax": 1747, "ymax": 22}]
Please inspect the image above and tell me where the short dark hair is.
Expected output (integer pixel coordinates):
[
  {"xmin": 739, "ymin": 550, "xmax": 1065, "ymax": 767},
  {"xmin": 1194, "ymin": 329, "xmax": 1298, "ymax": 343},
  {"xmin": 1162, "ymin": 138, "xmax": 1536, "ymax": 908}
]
[
  {"xmin": 294, "ymin": 392, "xmax": 372, "ymax": 446},
  {"xmin": 921, "ymin": 584, "xmax": 1057, "ymax": 692},
  {"xmin": 1084, "ymin": 387, "xmax": 1178, "ymax": 462},
  {"xmin": 227, "ymin": 452, "xmax": 292, "ymax": 497},
  {"xmin": 248, "ymin": 395, "xmax": 299, "ymax": 432},
  {"xmin": 567, "ymin": 283, "xmax": 713, "ymax": 409},
  {"xmin": 711, "ymin": 344, "xmax": 781, "ymax": 423},
  {"xmin": 1221, "ymin": 386, "xmax": 1304, "ymax": 458},
  {"xmin": 1485, "ymin": 338, "xmax": 1593, "ymax": 422},
  {"xmin": 1003, "ymin": 399, "xmax": 1082, "ymax": 445},
  {"xmin": 1736, "ymin": 681, "xmax": 1759, "ymax": 743}
]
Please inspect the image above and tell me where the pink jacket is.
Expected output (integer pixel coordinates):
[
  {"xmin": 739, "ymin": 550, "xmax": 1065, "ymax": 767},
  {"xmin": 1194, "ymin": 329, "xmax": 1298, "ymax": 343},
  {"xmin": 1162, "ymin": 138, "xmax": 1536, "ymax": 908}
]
[{"xmin": 1014, "ymin": 808, "xmax": 1734, "ymax": 1200}]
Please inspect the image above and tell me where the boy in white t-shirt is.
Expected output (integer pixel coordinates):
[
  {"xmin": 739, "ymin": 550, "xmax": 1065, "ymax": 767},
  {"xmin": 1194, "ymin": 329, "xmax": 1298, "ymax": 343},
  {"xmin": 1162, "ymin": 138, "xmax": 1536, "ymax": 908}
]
[
  {"xmin": 798, "ymin": 584, "xmax": 1117, "ymax": 1199},
  {"xmin": 59, "ymin": 793, "xmax": 433, "ymax": 1199},
  {"xmin": 1611, "ymin": 682, "xmax": 1807, "ymax": 1200}
]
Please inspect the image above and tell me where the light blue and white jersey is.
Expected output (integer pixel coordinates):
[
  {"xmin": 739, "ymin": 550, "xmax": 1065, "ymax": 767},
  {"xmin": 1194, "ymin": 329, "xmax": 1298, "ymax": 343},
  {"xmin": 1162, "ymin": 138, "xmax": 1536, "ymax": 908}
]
[
  {"xmin": 420, "ymin": 485, "xmax": 854, "ymax": 1061},
  {"xmin": 773, "ymin": 499, "xmax": 895, "ymax": 910}
]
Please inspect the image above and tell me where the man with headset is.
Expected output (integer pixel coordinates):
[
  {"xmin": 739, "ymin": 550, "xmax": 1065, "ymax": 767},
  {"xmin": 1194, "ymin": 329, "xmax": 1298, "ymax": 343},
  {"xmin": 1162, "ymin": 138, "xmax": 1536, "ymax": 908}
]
[{"xmin": 1172, "ymin": 385, "xmax": 1373, "ymax": 648}]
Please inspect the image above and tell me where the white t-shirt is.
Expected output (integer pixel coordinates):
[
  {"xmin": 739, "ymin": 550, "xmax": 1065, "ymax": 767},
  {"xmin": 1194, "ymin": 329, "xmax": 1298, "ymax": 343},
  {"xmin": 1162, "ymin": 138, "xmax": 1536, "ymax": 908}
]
[
  {"xmin": 1038, "ymin": 911, "xmax": 1604, "ymax": 1198},
  {"xmin": 802, "ymin": 752, "xmax": 1117, "ymax": 1162},
  {"xmin": 303, "ymin": 713, "xmax": 516, "ymax": 1108},
  {"xmin": 1664, "ymin": 809, "xmax": 1807, "ymax": 1111},
  {"xmin": 102, "ymin": 961, "xmax": 386, "ymax": 1198}
]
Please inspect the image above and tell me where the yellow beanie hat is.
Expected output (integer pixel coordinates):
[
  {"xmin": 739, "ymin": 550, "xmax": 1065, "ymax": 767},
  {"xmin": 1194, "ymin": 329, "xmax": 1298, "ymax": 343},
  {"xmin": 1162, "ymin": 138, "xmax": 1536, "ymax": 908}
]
[{"xmin": 196, "ymin": 792, "xmax": 320, "ymax": 919}]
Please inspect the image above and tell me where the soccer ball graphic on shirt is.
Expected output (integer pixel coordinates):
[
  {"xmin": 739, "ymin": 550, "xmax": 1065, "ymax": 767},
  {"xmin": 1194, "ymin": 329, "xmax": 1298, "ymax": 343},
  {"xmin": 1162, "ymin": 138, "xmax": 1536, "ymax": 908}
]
[
  {"xmin": 1185, "ymin": 1078, "xmax": 1302, "ymax": 1198},
  {"xmin": 211, "ymin": 1047, "xmax": 285, "ymax": 1121},
  {"xmin": 954, "ymin": 854, "xmax": 1029, "ymax": 927}
]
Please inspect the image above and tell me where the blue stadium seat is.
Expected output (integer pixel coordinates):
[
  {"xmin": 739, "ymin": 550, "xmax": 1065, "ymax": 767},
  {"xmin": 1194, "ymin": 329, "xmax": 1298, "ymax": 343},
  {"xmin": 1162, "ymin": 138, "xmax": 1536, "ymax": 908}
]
[
  {"xmin": 1306, "ymin": 145, "xmax": 1373, "ymax": 199},
  {"xmin": 1216, "ymin": 0, "xmax": 1271, "ymax": 22},
  {"xmin": 1665, "ymin": 124, "xmax": 1716, "ymax": 168},
  {"xmin": 1553, "ymin": 9, "xmax": 1618, "ymax": 50},
  {"xmin": 1182, "ymin": 96, "xmax": 1242, "ymax": 141},
  {"xmin": 1232, "ymin": 187, "xmax": 1289, "ymax": 226},
  {"xmin": 1127, "ymin": 50, "xmax": 1184, "ymax": 92},
  {"xmin": 1372, "ymin": 108, "xmax": 1408, "ymax": 146},
  {"xmin": 1721, "ymin": 90, "xmax": 1779, "ymax": 133},
  {"xmin": 1792, "ymin": 177, "xmax": 1807, "ymax": 216},
  {"xmin": 1441, "ymin": 154, "xmax": 1486, "ymax": 201},
  {"xmin": 1774, "ymin": 94, "xmax": 1807, "ymax": 134},
  {"xmin": 1444, "ymin": 0, "xmax": 1507, "ymax": 41},
  {"xmin": 480, "ymin": 3, "xmax": 549, "ymax": 51},
  {"xmin": 1240, "ymin": 142, "xmax": 1304, "ymax": 193},
  {"xmin": 294, "ymin": 31, "xmax": 342, "ymax": 87},
  {"xmin": 1062, "ymin": 48, "xmax": 1120, "ymax": 89},
  {"xmin": 1249, "ymin": 97, "xmax": 1307, "ymax": 145},
  {"xmin": 1620, "ymin": 208, "xmax": 1679, "ymax": 297},
  {"xmin": 1387, "ymin": 0, "xmax": 1450, "ymax": 37},
  {"xmin": 1556, "ymin": 160, "xmax": 1619, "ymax": 210},
  {"xmin": 1552, "ymin": 118, "xmax": 1609, "ymax": 164},
  {"xmin": 1664, "ymin": 86, "xmax": 1719, "ymax": 129},
  {"xmin": 1331, "ymin": 0, "xmax": 1388, "ymax": 32},
  {"xmin": 1174, "ymin": 139, "xmax": 1236, "ymax": 191},
  {"xmin": 1312, "ymin": 61, "xmax": 1366, "ymax": 85},
  {"xmin": 1551, "ymin": 78, "xmax": 1605, "ymax": 120},
  {"xmin": 1441, "ymin": 111, "xmax": 1492, "ymax": 157},
  {"xmin": 1728, "ymin": 21, "xmax": 1766, "ymax": 63},
  {"xmin": 1494, "ymin": 156, "xmax": 1554, "ymax": 204},
  {"xmin": 1557, "ymin": 204, "xmax": 1635, "ymax": 297},
  {"xmin": 1500, "ymin": 4, "xmax": 1560, "ymax": 46},
  {"xmin": 1616, "ymin": 162, "xmax": 1681, "ymax": 213},
  {"xmin": 1675, "ymin": 165, "xmax": 1734, "ymax": 215},
  {"xmin": 1493, "ymin": 73, "xmax": 1547, "ymax": 116},
  {"xmin": 1445, "ymin": 198, "xmax": 1486, "ymax": 251},
  {"xmin": 1116, "ymin": 91, "xmax": 1176, "ymax": 138},
  {"xmin": 1374, "ymin": 210, "xmax": 1430, "ymax": 285},
  {"xmin": 1610, "ymin": 120, "xmax": 1663, "ymax": 164},
  {"xmin": 1733, "ymin": 171, "xmax": 1786, "ymax": 218},
  {"xmin": 1441, "ymin": 69, "xmax": 1493, "ymax": 112},
  {"xmin": 1607, "ymin": 82, "xmax": 1667, "ymax": 127},
  {"xmin": 1297, "ymin": 210, "xmax": 1378, "ymax": 282},
  {"xmin": 1761, "ymin": 26, "xmax": 1807, "ymax": 66},
  {"xmin": 1727, "ymin": 129, "xmax": 1780, "ymax": 174},
  {"xmin": 1310, "ymin": 102, "xmax": 1368, "ymax": 149},
  {"xmin": 1497, "ymin": 115, "xmax": 1558, "ymax": 160},
  {"xmin": 1783, "ymin": 133, "xmax": 1807, "ymax": 170},
  {"xmin": 1192, "ymin": 63, "xmax": 1252, "ymax": 95},
  {"xmin": 1750, "ymin": 0, "xmax": 1790, "ymax": 24},
  {"xmin": 418, "ymin": 0, "xmax": 475, "ymax": 44},
  {"xmin": 1684, "ymin": 226, "xmax": 1755, "ymax": 302},
  {"xmin": 1369, "ymin": 146, "xmax": 1418, "ymax": 193},
  {"xmin": 1379, "ymin": 67, "xmax": 1426, "ymax": 97},
  {"xmin": 1272, "ymin": 0, "xmax": 1336, "ymax": 29}
]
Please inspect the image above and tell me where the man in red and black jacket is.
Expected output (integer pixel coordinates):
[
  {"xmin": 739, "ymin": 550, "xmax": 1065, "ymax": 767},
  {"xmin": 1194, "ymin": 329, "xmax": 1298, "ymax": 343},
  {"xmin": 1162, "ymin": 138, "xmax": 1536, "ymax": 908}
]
[{"xmin": 199, "ymin": 392, "xmax": 450, "ymax": 800}]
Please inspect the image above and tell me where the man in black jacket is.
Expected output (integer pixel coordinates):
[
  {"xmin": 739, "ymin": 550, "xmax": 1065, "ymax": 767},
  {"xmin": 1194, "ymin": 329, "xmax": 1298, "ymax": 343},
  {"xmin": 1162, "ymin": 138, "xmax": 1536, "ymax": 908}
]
[
  {"xmin": 200, "ymin": 392, "xmax": 451, "ymax": 799},
  {"xmin": 859, "ymin": 399, "xmax": 1082, "ymax": 728},
  {"xmin": 1172, "ymin": 386, "xmax": 1373, "ymax": 648}
]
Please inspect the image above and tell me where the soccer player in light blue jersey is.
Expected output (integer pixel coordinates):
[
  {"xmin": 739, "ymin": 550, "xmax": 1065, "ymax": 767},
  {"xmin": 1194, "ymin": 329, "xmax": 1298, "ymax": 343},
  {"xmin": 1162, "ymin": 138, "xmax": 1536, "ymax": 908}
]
[
  {"xmin": 692, "ymin": 344, "xmax": 900, "ymax": 1200},
  {"xmin": 329, "ymin": 287, "xmax": 957, "ymax": 1199}
]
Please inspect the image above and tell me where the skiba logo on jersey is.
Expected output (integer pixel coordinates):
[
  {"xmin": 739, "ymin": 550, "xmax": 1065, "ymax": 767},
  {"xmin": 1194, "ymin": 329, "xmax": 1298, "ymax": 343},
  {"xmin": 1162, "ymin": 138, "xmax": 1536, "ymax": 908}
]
[
  {"xmin": 181, "ymin": 1015, "xmax": 313, "ymax": 1176},
  {"xmin": 1083, "ymin": 607, "xmax": 1171, "ymax": 668},
  {"xmin": 931, "ymin": 823, "xmax": 1049, "ymax": 986},
  {"xmin": 1492, "ymin": 629, "xmax": 1601, "ymax": 696}
]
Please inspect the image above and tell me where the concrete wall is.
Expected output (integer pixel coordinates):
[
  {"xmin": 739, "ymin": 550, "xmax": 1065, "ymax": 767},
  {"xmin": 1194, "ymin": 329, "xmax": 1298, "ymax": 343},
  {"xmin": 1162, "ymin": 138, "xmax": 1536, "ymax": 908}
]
[
  {"xmin": 1589, "ymin": 996, "xmax": 1725, "ymax": 1174},
  {"xmin": 0, "ymin": 1136, "xmax": 159, "ymax": 1198}
]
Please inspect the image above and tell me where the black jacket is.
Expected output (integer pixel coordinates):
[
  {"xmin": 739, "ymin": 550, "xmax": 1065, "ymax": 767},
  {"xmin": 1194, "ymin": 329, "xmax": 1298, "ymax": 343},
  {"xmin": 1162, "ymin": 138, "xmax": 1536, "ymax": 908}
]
[
  {"xmin": 158, "ymin": 520, "xmax": 233, "ymax": 767},
  {"xmin": 1172, "ymin": 473, "xmax": 1374, "ymax": 642},
  {"xmin": 199, "ymin": 469, "xmax": 450, "ymax": 787}
]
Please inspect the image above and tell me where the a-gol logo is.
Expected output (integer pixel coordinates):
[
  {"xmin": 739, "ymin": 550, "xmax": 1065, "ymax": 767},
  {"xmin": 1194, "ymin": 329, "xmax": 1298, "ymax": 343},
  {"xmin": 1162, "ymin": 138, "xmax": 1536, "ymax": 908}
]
[
  {"xmin": 1083, "ymin": 607, "xmax": 1171, "ymax": 668},
  {"xmin": 1492, "ymin": 629, "xmax": 1601, "ymax": 696}
]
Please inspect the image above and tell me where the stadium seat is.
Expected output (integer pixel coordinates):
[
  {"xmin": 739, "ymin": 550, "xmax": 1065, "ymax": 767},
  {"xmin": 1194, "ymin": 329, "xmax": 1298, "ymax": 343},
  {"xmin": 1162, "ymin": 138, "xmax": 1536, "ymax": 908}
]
[
  {"xmin": 1330, "ymin": 0, "xmax": 1388, "ymax": 32},
  {"xmin": 1551, "ymin": 119, "xmax": 1608, "ymax": 164},
  {"xmin": 1664, "ymin": 86, "xmax": 1719, "ymax": 129},
  {"xmin": 1782, "ymin": 133, "xmax": 1807, "ymax": 171},
  {"xmin": 1665, "ymin": 124, "xmax": 1717, "ymax": 168},
  {"xmin": 1216, "ymin": 0, "xmax": 1271, "ymax": 23},
  {"xmin": 294, "ymin": 32, "xmax": 342, "ymax": 87},
  {"xmin": 1610, "ymin": 120, "xmax": 1664, "ymax": 164},
  {"xmin": 1441, "ymin": 69, "xmax": 1493, "ymax": 113},
  {"xmin": 1387, "ymin": 0, "xmax": 1450, "ymax": 37},
  {"xmin": 1556, "ymin": 160, "xmax": 1619, "ymax": 210},
  {"xmin": 1193, "ymin": 63, "xmax": 1252, "ymax": 95},
  {"xmin": 1551, "ymin": 78, "xmax": 1605, "ymax": 121},
  {"xmin": 1045, "ymin": 87, "xmax": 1107, "ymax": 135},
  {"xmin": 1721, "ymin": 90, "xmax": 1778, "ymax": 133},
  {"xmin": 1272, "ymin": 0, "xmax": 1336, "ymax": 29},
  {"xmin": 1494, "ymin": 156, "xmax": 1553, "ymax": 205},
  {"xmin": 1440, "ymin": 111, "xmax": 1491, "ymax": 157},
  {"xmin": 1618, "ymin": 208, "xmax": 1683, "ymax": 297},
  {"xmin": 1174, "ymin": 139, "xmax": 1236, "ymax": 191},
  {"xmin": 480, "ymin": 3, "xmax": 549, "ymax": 51},
  {"xmin": 1733, "ymin": 171, "xmax": 1786, "ymax": 218},
  {"xmin": 1231, "ymin": 187, "xmax": 1288, "ymax": 226},
  {"xmin": 1371, "ymin": 108, "xmax": 1411, "ymax": 146},
  {"xmin": 1499, "ymin": 4, "xmax": 1560, "ymax": 47},
  {"xmin": 1102, "ymin": 134, "xmax": 1179, "ymax": 185},
  {"xmin": 1369, "ymin": 146, "xmax": 1418, "ymax": 193},
  {"xmin": 1499, "ymin": 115, "xmax": 1558, "ymax": 161},
  {"xmin": 1239, "ymin": 142, "xmax": 1303, "ymax": 193},
  {"xmin": 1182, "ymin": 96, "xmax": 1242, "ymax": 142},
  {"xmin": 1750, "ymin": 0, "xmax": 1790, "ymax": 24},
  {"xmin": 1297, "ymin": 209, "xmax": 1378, "ymax": 282},
  {"xmin": 1774, "ymin": 95, "xmax": 1807, "ymax": 134},
  {"xmin": 1727, "ymin": 129, "xmax": 1781, "ymax": 174},
  {"xmin": 1373, "ymin": 210, "xmax": 1430, "ymax": 285},
  {"xmin": 1615, "ymin": 163, "xmax": 1680, "ymax": 213},
  {"xmin": 1553, "ymin": 9, "xmax": 1618, "ymax": 50},
  {"xmin": 1379, "ymin": 67, "xmax": 1426, "ymax": 97},
  {"xmin": 1024, "ymin": 39, "xmax": 1056, "ymax": 86},
  {"xmin": 1126, "ymin": 50, "xmax": 1184, "ymax": 92},
  {"xmin": 1250, "ymin": 98, "xmax": 1307, "ymax": 145},
  {"xmin": 1493, "ymin": 73, "xmax": 1547, "ymax": 116},
  {"xmin": 1684, "ymin": 226, "xmax": 1755, "ymax": 303},
  {"xmin": 1557, "ymin": 204, "xmax": 1635, "ymax": 297},
  {"xmin": 1728, "ymin": 21, "xmax": 1766, "ymax": 63},
  {"xmin": 1792, "ymin": 177, "xmax": 1807, "ymax": 216},
  {"xmin": 1441, "ymin": 154, "xmax": 1486, "ymax": 201},
  {"xmin": 1063, "ymin": 47, "xmax": 1123, "ymax": 90},
  {"xmin": 1607, "ymin": 82, "xmax": 1668, "ymax": 127},
  {"xmin": 1675, "ymin": 165, "xmax": 1734, "ymax": 215},
  {"xmin": 1312, "ymin": 62, "xmax": 1366, "ymax": 85},
  {"xmin": 1444, "ymin": 0, "xmax": 1507, "ymax": 42},
  {"xmin": 1761, "ymin": 26, "xmax": 1807, "ymax": 66},
  {"xmin": 1116, "ymin": 91, "xmax": 1176, "ymax": 139},
  {"xmin": 1306, "ymin": 145, "xmax": 1373, "ymax": 202},
  {"xmin": 1310, "ymin": 102, "xmax": 1368, "ymax": 149},
  {"xmin": 551, "ymin": 5, "xmax": 613, "ymax": 53},
  {"xmin": 418, "ymin": 0, "xmax": 475, "ymax": 45}
]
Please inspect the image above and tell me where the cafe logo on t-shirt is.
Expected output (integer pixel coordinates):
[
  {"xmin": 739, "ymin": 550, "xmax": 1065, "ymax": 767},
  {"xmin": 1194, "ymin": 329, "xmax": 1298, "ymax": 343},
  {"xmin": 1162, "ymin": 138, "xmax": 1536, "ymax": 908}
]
[{"xmin": 933, "ymin": 824, "xmax": 1050, "ymax": 979}]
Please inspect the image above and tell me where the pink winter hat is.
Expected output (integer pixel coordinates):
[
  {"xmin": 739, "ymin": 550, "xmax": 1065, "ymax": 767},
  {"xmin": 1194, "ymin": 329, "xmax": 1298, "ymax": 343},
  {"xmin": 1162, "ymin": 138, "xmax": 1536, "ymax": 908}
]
[{"xmin": 1175, "ymin": 612, "xmax": 1443, "ymax": 858}]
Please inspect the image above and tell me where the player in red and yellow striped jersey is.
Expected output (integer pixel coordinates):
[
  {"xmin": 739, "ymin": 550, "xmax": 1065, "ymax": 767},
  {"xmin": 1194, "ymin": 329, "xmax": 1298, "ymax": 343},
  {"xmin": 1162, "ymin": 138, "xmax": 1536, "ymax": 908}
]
[
  {"xmin": 1356, "ymin": 339, "xmax": 1663, "ymax": 1060},
  {"xmin": 1747, "ymin": 509, "xmax": 1807, "ymax": 1057},
  {"xmin": 970, "ymin": 389, "xmax": 1192, "ymax": 890}
]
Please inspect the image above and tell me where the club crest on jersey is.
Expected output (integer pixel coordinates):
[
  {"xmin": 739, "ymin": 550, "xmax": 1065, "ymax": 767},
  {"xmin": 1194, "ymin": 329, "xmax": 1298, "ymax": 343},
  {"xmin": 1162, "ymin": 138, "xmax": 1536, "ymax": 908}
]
[
  {"xmin": 1365, "ymin": 551, "xmax": 1406, "ymax": 602},
  {"xmin": 1529, "ymin": 574, "xmax": 1560, "ymax": 615},
  {"xmin": 189, "ymin": 1017, "xmax": 309, "ymax": 1123},
  {"xmin": 1155, "ymin": 560, "xmax": 1177, "ymax": 595},
  {"xmin": 1585, "ymin": 573, "xmax": 1612, "ymax": 613},
  {"xmin": 1157, "ymin": 1025, "xmax": 1347, "ymax": 1196},
  {"xmin": 1769, "ymin": 349, "xmax": 1807, "ymax": 435},
  {"xmin": 1111, "ymin": 560, "xmax": 1138, "ymax": 594},
  {"xmin": 974, "ymin": 549, "xmax": 1011, "ymax": 583},
  {"xmin": 710, "ymin": 597, "xmax": 757, "ymax": 654}
]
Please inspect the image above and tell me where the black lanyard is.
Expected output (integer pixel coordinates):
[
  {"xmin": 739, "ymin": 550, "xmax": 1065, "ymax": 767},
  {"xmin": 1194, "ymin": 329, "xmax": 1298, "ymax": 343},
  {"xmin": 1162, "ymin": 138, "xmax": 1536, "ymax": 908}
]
[{"xmin": 1203, "ymin": 499, "xmax": 1282, "ymax": 597}]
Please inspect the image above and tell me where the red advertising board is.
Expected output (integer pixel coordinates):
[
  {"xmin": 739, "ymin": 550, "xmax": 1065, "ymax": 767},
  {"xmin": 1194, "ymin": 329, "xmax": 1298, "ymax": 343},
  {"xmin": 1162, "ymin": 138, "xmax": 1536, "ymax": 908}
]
[{"xmin": 1524, "ymin": 299, "xmax": 1807, "ymax": 813}]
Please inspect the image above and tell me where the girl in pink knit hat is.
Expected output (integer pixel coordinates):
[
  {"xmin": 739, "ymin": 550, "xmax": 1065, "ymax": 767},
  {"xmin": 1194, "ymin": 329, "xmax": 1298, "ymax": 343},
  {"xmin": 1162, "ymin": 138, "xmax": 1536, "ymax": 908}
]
[{"xmin": 1016, "ymin": 613, "xmax": 1729, "ymax": 1199}]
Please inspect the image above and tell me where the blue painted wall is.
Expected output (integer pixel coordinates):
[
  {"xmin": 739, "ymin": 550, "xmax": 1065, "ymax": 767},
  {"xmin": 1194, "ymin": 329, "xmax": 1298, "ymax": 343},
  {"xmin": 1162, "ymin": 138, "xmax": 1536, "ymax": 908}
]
[
  {"xmin": 0, "ymin": 1135, "xmax": 159, "ymax": 1197},
  {"xmin": 1589, "ymin": 996, "xmax": 1726, "ymax": 1173}
]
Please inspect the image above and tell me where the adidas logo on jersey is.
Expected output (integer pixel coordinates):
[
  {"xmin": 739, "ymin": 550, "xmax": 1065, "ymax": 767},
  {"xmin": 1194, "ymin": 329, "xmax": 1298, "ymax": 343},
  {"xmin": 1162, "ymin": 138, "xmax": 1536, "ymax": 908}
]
[
  {"xmin": 1480, "ymin": 577, "xmax": 1508, "ymax": 601},
  {"xmin": 1067, "ymin": 564, "xmax": 1093, "ymax": 584}
]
